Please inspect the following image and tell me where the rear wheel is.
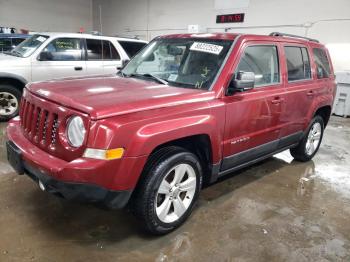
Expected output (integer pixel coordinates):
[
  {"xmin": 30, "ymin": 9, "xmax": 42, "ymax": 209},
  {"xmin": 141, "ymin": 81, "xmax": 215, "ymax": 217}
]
[
  {"xmin": 290, "ymin": 116, "xmax": 324, "ymax": 162},
  {"xmin": 0, "ymin": 84, "xmax": 21, "ymax": 121},
  {"xmin": 132, "ymin": 146, "xmax": 202, "ymax": 235}
]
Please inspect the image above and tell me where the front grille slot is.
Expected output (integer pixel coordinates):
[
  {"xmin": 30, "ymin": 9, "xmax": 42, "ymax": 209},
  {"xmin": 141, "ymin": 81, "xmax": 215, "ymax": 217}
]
[{"xmin": 19, "ymin": 99, "xmax": 59, "ymax": 148}]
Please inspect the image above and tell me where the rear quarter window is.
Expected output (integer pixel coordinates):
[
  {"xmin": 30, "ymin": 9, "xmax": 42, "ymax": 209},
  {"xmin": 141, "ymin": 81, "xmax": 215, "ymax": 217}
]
[
  {"xmin": 118, "ymin": 41, "xmax": 147, "ymax": 58},
  {"xmin": 313, "ymin": 48, "xmax": 331, "ymax": 79}
]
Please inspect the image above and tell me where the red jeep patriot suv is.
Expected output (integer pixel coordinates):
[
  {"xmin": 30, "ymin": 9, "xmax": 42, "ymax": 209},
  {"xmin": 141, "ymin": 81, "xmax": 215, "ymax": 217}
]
[{"xmin": 7, "ymin": 32, "xmax": 336, "ymax": 234}]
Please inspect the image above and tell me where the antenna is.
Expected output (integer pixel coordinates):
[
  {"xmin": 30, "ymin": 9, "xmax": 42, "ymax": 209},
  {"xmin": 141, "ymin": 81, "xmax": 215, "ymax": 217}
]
[{"xmin": 99, "ymin": 5, "xmax": 103, "ymax": 34}]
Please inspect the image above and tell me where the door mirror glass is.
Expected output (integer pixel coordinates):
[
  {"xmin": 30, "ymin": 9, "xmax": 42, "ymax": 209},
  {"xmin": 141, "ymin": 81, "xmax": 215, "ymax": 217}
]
[
  {"xmin": 118, "ymin": 59, "xmax": 130, "ymax": 70},
  {"xmin": 38, "ymin": 51, "xmax": 53, "ymax": 61},
  {"xmin": 227, "ymin": 71, "xmax": 255, "ymax": 95}
]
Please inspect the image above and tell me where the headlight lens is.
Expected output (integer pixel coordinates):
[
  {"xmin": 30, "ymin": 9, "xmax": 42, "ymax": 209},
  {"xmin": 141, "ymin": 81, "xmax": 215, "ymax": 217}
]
[{"xmin": 67, "ymin": 116, "xmax": 86, "ymax": 147}]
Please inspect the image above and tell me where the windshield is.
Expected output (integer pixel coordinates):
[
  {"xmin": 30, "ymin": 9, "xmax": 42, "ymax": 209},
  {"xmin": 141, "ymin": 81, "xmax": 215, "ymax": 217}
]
[
  {"xmin": 121, "ymin": 38, "xmax": 233, "ymax": 90},
  {"xmin": 9, "ymin": 34, "xmax": 49, "ymax": 58}
]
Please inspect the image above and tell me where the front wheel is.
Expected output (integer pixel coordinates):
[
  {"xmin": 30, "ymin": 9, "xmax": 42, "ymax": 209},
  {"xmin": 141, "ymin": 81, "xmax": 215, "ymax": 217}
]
[
  {"xmin": 0, "ymin": 84, "xmax": 22, "ymax": 121},
  {"xmin": 290, "ymin": 116, "xmax": 324, "ymax": 162},
  {"xmin": 132, "ymin": 146, "xmax": 202, "ymax": 235}
]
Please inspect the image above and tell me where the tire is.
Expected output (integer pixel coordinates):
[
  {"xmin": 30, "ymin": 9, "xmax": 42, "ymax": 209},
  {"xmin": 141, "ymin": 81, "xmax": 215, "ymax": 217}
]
[
  {"xmin": 0, "ymin": 84, "xmax": 22, "ymax": 121},
  {"xmin": 290, "ymin": 116, "xmax": 324, "ymax": 162},
  {"xmin": 131, "ymin": 146, "xmax": 203, "ymax": 235}
]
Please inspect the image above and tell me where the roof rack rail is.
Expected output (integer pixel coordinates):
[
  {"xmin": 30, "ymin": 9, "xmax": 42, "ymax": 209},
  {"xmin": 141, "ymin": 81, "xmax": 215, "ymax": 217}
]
[
  {"xmin": 269, "ymin": 32, "xmax": 319, "ymax": 43},
  {"xmin": 114, "ymin": 35, "xmax": 140, "ymax": 40}
]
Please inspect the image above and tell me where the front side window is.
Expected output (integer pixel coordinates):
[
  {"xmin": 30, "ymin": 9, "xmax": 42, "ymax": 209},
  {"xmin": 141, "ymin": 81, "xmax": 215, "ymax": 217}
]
[
  {"xmin": 285, "ymin": 46, "xmax": 311, "ymax": 82},
  {"xmin": 235, "ymin": 45, "xmax": 280, "ymax": 87},
  {"xmin": 42, "ymin": 38, "xmax": 82, "ymax": 61},
  {"xmin": 122, "ymin": 38, "xmax": 233, "ymax": 90},
  {"xmin": 313, "ymin": 48, "xmax": 331, "ymax": 79},
  {"xmin": 9, "ymin": 34, "xmax": 49, "ymax": 57}
]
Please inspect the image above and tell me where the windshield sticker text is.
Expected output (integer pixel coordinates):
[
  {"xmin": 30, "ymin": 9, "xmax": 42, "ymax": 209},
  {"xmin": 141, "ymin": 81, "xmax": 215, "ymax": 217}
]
[{"xmin": 190, "ymin": 42, "xmax": 223, "ymax": 55}]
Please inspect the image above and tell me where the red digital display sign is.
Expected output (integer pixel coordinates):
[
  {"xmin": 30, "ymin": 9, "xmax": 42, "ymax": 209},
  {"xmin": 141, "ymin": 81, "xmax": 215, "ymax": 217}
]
[{"xmin": 216, "ymin": 13, "xmax": 245, "ymax": 23}]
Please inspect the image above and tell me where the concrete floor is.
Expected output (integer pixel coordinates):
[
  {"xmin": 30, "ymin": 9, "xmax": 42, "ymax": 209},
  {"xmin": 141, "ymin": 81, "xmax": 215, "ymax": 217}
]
[{"xmin": 0, "ymin": 116, "xmax": 349, "ymax": 262}]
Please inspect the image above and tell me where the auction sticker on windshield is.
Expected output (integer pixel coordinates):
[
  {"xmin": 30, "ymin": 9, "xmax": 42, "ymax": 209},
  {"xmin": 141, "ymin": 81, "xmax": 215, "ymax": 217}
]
[
  {"xmin": 37, "ymin": 36, "xmax": 47, "ymax": 42},
  {"xmin": 190, "ymin": 42, "xmax": 223, "ymax": 55}
]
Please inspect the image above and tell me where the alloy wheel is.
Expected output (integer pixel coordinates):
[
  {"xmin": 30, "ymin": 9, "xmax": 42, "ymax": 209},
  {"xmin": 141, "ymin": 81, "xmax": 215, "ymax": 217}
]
[
  {"xmin": 0, "ymin": 92, "xmax": 19, "ymax": 116},
  {"xmin": 305, "ymin": 122, "xmax": 322, "ymax": 156},
  {"xmin": 155, "ymin": 163, "xmax": 197, "ymax": 223}
]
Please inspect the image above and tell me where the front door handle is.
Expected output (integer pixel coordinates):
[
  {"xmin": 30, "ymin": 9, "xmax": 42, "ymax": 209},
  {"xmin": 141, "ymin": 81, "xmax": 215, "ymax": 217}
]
[{"xmin": 74, "ymin": 66, "xmax": 83, "ymax": 71}]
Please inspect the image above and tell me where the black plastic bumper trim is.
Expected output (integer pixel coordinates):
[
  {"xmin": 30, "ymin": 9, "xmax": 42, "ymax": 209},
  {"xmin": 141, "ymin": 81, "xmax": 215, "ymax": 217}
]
[{"xmin": 22, "ymin": 160, "xmax": 132, "ymax": 209}]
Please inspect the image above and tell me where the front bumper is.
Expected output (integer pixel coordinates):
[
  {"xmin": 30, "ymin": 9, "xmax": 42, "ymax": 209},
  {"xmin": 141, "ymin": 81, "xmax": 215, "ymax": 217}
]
[
  {"xmin": 6, "ymin": 118, "xmax": 148, "ymax": 208},
  {"xmin": 7, "ymin": 140, "xmax": 132, "ymax": 209}
]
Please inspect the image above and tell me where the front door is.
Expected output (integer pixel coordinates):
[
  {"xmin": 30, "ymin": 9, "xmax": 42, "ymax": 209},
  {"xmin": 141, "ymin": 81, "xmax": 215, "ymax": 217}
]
[
  {"xmin": 31, "ymin": 37, "xmax": 86, "ymax": 82},
  {"xmin": 222, "ymin": 43, "xmax": 286, "ymax": 171}
]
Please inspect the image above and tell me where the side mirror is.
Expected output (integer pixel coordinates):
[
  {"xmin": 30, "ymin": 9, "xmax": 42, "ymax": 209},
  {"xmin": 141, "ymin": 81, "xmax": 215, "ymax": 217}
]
[
  {"xmin": 117, "ymin": 59, "xmax": 130, "ymax": 70},
  {"xmin": 122, "ymin": 59, "xmax": 130, "ymax": 67},
  {"xmin": 227, "ymin": 71, "xmax": 255, "ymax": 95},
  {"xmin": 38, "ymin": 51, "xmax": 53, "ymax": 61}
]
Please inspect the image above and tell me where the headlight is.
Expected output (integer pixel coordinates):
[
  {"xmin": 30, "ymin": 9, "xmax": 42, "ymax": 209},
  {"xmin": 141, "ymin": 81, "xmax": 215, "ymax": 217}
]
[{"xmin": 67, "ymin": 116, "xmax": 86, "ymax": 147}]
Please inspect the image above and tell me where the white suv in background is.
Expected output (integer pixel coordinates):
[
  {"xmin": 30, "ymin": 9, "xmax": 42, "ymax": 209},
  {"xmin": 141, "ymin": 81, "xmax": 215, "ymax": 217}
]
[{"xmin": 0, "ymin": 32, "xmax": 147, "ymax": 120}]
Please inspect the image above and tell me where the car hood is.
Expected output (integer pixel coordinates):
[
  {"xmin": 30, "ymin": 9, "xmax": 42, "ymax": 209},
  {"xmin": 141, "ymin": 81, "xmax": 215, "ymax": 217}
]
[
  {"xmin": 27, "ymin": 75, "xmax": 215, "ymax": 120},
  {"xmin": 0, "ymin": 53, "xmax": 27, "ymax": 66}
]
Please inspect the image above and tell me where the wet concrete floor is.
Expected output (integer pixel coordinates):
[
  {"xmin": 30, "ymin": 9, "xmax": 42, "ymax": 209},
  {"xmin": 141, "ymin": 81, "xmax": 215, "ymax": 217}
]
[{"xmin": 0, "ymin": 116, "xmax": 349, "ymax": 261}]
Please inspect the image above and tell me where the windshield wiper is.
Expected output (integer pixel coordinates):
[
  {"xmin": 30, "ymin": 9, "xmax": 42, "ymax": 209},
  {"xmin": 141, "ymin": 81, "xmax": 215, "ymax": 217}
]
[
  {"xmin": 140, "ymin": 73, "xmax": 168, "ymax": 85},
  {"xmin": 126, "ymin": 73, "xmax": 168, "ymax": 85},
  {"xmin": 9, "ymin": 50, "xmax": 22, "ymax": 57}
]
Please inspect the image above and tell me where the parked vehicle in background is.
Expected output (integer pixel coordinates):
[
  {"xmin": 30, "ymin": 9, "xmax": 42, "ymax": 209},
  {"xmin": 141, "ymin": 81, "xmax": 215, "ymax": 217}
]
[
  {"xmin": 0, "ymin": 34, "xmax": 30, "ymax": 53},
  {"xmin": 7, "ymin": 32, "xmax": 336, "ymax": 234},
  {"xmin": 0, "ymin": 32, "xmax": 147, "ymax": 120}
]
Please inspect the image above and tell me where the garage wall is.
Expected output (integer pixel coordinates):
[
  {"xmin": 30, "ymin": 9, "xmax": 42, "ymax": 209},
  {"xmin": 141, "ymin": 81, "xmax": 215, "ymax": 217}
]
[
  {"xmin": 0, "ymin": 0, "xmax": 93, "ymax": 32},
  {"xmin": 92, "ymin": 0, "xmax": 350, "ymax": 71}
]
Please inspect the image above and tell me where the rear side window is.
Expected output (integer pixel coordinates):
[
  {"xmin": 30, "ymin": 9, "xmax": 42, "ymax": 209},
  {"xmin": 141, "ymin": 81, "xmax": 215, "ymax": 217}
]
[
  {"xmin": 235, "ymin": 45, "xmax": 280, "ymax": 87},
  {"xmin": 313, "ymin": 48, "xmax": 331, "ymax": 78},
  {"xmin": 12, "ymin": 38, "xmax": 26, "ymax": 46},
  {"xmin": 118, "ymin": 41, "xmax": 147, "ymax": 58},
  {"xmin": 86, "ymin": 39, "xmax": 121, "ymax": 60},
  {"xmin": 0, "ymin": 38, "xmax": 12, "ymax": 52},
  {"xmin": 44, "ymin": 38, "xmax": 82, "ymax": 61},
  {"xmin": 284, "ymin": 46, "xmax": 311, "ymax": 82}
]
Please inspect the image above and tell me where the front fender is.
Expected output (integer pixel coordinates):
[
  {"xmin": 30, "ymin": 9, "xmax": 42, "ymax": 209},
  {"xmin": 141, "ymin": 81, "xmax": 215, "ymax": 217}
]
[
  {"xmin": 127, "ymin": 114, "xmax": 222, "ymax": 161},
  {"xmin": 87, "ymin": 113, "xmax": 223, "ymax": 163}
]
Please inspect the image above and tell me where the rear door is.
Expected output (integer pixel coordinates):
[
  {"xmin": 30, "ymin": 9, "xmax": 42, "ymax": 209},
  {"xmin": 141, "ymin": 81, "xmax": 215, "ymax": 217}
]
[
  {"xmin": 31, "ymin": 37, "xmax": 86, "ymax": 81},
  {"xmin": 222, "ymin": 42, "xmax": 287, "ymax": 171},
  {"xmin": 279, "ymin": 44, "xmax": 314, "ymax": 145}
]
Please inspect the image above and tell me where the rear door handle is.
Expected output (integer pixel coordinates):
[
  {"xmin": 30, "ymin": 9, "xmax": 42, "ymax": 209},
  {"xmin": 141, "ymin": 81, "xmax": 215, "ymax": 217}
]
[
  {"xmin": 271, "ymin": 97, "xmax": 285, "ymax": 104},
  {"xmin": 74, "ymin": 66, "xmax": 83, "ymax": 71}
]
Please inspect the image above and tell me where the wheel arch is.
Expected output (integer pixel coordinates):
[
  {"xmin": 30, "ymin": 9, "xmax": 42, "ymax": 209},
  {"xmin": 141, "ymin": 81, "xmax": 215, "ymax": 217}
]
[
  {"xmin": 314, "ymin": 105, "xmax": 332, "ymax": 127},
  {"xmin": 137, "ymin": 134, "xmax": 215, "ymax": 188},
  {"xmin": 0, "ymin": 73, "xmax": 27, "ymax": 91}
]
